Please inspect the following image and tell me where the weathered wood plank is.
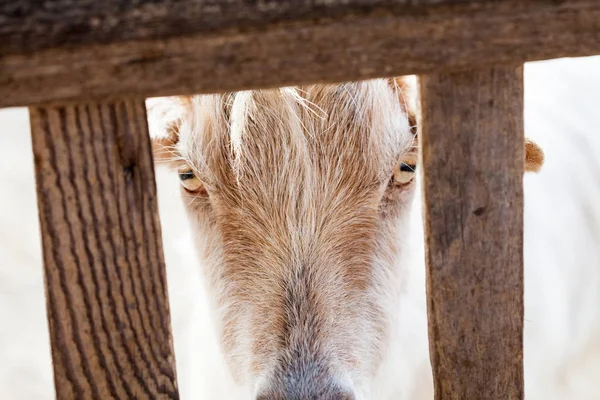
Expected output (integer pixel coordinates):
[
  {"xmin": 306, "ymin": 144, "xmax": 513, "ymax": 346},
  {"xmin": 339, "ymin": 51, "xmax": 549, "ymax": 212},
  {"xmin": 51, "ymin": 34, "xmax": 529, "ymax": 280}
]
[
  {"xmin": 2, "ymin": 1, "xmax": 600, "ymax": 107},
  {"xmin": 29, "ymin": 99, "xmax": 179, "ymax": 399},
  {"xmin": 420, "ymin": 66, "xmax": 524, "ymax": 399}
]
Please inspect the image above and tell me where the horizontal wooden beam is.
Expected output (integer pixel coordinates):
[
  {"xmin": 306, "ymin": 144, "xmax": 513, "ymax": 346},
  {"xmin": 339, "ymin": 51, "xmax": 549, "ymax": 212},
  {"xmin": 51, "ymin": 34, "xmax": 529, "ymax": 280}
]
[{"xmin": 2, "ymin": 0, "xmax": 600, "ymax": 107}]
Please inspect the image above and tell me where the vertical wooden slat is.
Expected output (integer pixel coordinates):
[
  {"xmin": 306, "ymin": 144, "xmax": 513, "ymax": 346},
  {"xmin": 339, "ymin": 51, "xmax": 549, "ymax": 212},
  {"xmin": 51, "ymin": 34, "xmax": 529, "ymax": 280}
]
[
  {"xmin": 420, "ymin": 66, "xmax": 524, "ymax": 399},
  {"xmin": 29, "ymin": 99, "xmax": 179, "ymax": 399}
]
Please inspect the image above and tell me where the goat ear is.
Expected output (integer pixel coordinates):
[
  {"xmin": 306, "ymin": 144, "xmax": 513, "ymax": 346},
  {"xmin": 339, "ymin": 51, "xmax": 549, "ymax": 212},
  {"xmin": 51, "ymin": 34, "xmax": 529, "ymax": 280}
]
[
  {"xmin": 146, "ymin": 96, "xmax": 188, "ymax": 162},
  {"xmin": 525, "ymin": 138, "xmax": 544, "ymax": 172}
]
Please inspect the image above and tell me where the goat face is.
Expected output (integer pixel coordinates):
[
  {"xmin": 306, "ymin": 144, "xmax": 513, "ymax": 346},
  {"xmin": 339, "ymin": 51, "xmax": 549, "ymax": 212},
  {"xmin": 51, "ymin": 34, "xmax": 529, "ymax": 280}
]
[{"xmin": 150, "ymin": 79, "xmax": 422, "ymax": 399}]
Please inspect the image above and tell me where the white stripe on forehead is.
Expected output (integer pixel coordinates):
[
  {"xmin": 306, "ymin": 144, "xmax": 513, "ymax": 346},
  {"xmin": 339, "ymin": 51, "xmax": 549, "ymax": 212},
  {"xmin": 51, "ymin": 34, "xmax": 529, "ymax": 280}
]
[
  {"xmin": 227, "ymin": 88, "xmax": 308, "ymax": 183},
  {"xmin": 229, "ymin": 90, "xmax": 251, "ymax": 176}
]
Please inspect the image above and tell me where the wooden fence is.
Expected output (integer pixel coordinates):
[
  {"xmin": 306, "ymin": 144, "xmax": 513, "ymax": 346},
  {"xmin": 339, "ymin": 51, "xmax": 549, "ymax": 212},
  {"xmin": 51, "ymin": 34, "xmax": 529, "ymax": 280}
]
[{"xmin": 2, "ymin": 1, "xmax": 599, "ymax": 399}]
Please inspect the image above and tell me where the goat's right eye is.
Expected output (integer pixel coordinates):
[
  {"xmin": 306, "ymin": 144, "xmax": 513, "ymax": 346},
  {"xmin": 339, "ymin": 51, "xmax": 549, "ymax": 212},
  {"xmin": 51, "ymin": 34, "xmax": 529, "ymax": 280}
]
[{"xmin": 177, "ymin": 165, "xmax": 204, "ymax": 193}]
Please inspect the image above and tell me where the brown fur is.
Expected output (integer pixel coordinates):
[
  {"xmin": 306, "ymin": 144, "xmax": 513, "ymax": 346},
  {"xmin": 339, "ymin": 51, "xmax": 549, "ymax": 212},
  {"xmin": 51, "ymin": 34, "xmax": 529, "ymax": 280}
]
[{"xmin": 525, "ymin": 138, "xmax": 545, "ymax": 172}]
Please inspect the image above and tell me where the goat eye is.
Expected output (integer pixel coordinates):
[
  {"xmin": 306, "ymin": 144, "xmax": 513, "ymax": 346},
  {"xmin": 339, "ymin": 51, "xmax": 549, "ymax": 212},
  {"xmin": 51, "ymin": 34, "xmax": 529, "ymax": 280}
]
[
  {"xmin": 392, "ymin": 154, "xmax": 417, "ymax": 186},
  {"xmin": 393, "ymin": 163, "xmax": 416, "ymax": 185},
  {"xmin": 177, "ymin": 165, "xmax": 203, "ymax": 193}
]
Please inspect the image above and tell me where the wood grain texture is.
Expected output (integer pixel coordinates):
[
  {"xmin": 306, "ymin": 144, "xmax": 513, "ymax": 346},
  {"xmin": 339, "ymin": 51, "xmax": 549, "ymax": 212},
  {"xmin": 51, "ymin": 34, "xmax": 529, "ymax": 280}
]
[
  {"xmin": 29, "ymin": 99, "xmax": 179, "ymax": 399},
  {"xmin": 420, "ymin": 66, "xmax": 524, "ymax": 399},
  {"xmin": 2, "ymin": 0, "xmax": 600, "ymax": 107}
]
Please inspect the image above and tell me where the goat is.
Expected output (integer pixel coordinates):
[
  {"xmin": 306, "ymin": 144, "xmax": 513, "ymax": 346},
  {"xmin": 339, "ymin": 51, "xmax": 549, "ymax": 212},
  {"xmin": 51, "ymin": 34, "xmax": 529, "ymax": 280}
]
[{"xmin": 149, "ymin": 75, "xmax": 598, "ymax": 399}]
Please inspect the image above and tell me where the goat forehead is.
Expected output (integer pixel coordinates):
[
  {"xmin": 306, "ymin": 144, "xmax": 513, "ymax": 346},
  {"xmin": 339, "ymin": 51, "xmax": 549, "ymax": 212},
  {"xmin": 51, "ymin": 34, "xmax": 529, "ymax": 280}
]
[{"xmin": 181, "ymin": 80, "xmax": 412, "ymax": 185}]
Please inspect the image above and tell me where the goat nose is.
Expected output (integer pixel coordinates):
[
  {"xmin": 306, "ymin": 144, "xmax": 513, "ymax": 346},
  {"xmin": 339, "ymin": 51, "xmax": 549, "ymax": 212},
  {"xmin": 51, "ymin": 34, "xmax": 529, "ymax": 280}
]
[
  {"xmin": 256, "ymin": 389, "xmax": 355, "ymax": 400},
  {"xmin": 256, "ymin": 380, "xmax": 356, "ymax": 400},
  {"xmin": 256, "ymin": 357, "xmax": 356, "ymax": 399}
]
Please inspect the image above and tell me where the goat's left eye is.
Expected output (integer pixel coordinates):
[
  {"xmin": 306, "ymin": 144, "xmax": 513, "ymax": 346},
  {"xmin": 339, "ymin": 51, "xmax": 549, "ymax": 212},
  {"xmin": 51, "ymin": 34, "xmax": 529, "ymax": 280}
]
[
  {"xmin": 178, "ymin": 165, "xmax": 204, "ymax": 193},
  {"xmin": 392, "ymin": 155, "xmax": 417, "ymax": 186}
]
